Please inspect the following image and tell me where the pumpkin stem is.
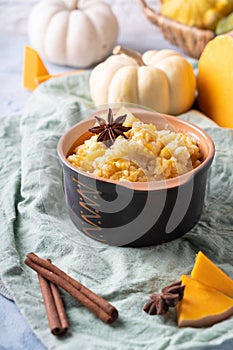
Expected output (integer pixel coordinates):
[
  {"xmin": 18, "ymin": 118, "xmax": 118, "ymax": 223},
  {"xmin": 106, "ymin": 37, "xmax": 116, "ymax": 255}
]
[
  {"xmin": 65, "ymin": 0, "xmax": 78, "ymax": 10},
  {"xmin": 113, "ymin": 46, "xmax": 145, "ymax": 66}
]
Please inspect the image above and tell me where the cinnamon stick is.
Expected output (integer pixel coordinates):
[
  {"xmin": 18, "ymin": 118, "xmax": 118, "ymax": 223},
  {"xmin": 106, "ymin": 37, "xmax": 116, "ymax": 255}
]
[
  {"xmin": 50, "ymin": 283, "xmax": 69, "ymax": 331},
  {"xmin": 27, "ymin": 252, "xmax": 117, "ymax": 318},
  {"xmin": 25, "ymin": 253, "xmax": 118, "ymax": 324},
  {"xmin": 38, "ymin": 273, "xmax": 68, "ymax": 335}
]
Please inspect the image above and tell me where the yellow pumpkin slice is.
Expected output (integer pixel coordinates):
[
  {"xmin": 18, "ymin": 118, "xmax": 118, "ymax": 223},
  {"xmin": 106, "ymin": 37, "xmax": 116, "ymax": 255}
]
[
  {"xmin": 23, "ymin": 46, "xmax": 49, "ymax": 90},
  {"xmin": 177, "ymin": 275, "xmax": 233, "ymax": 327},
  {"xmin": 23, "ymin": 46, "xmax": 83, "ymax": 90},
  {"xmin": 191, "ymin": 251, "xmax": 233, "ymax": 297},
  {"xmin": 197, "ymin": 35, "xmax": 233, "ymax": 128}
]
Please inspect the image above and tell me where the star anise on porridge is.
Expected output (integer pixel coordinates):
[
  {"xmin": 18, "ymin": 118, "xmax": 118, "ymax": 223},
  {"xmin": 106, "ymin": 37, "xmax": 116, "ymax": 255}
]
[
  {"xmin": 143, "ymin": 281, "xmax": 185, "ymax": 315},
  {"xmin": 88, "ymin": 108, "xmax": 132, "ymax": 147}
]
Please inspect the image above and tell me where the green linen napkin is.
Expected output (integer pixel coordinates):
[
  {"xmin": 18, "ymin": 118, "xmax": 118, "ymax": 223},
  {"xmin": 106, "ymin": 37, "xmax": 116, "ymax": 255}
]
[{"xmin": 0, "ymin": 71, "xmax": 233, "ymax": 350}]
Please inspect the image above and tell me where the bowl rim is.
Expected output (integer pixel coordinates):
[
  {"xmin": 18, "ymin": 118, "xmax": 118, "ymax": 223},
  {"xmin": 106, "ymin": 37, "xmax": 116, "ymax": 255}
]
[{"xmin": 57, "ymin": 108, "xmax": 215, "ymax": 191}]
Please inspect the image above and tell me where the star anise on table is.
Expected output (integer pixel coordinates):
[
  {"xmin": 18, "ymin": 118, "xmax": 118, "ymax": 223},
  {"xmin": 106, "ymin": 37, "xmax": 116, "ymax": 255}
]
[
  {"xmin": 143, "ymin": 281, "xmax": 185, "ymax": 316},
  {"xmin": 88, "ymin": 108, "xmax": 132, "ymax": 147}
]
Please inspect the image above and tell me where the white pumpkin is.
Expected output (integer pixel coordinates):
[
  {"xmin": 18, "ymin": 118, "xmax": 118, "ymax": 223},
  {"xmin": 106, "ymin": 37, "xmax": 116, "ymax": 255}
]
[
  {"xmin": 89, "ymin": 47, "xmax": 196, "ymax": 115},
  {"xmin": 28, "ymin": 0, "xmax": 118, "ymax": 68}
]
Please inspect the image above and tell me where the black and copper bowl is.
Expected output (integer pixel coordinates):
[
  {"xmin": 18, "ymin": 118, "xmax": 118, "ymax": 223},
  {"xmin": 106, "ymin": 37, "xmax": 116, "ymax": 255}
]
[{"xmin": 57, "ymin": 108, "xmax": 215, "ymax": 247}]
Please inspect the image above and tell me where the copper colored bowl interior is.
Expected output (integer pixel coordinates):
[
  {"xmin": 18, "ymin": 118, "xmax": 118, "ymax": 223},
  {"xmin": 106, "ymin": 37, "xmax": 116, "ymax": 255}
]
[{"xmin": 58, "ymin": 108, "xmax": 215, "ymax": 191}]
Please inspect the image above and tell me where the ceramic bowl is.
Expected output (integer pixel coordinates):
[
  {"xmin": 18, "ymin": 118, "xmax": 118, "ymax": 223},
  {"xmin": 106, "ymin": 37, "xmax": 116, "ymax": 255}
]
[{"xmin": 57, "ymin": 108, "xmax": 215, "ymax": 247}]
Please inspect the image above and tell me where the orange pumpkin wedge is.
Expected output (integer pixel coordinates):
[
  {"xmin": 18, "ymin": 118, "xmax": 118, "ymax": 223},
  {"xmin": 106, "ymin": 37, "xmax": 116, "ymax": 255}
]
[
  {"xmin": 177, "ymin": 275, "xmax": 233, "ymax": 327},
  {"xmin": 23, "ymin": 46, "xmax": 49, "ymax": 90},
  {"xmin": 197, "ymin": 35, "xmax": 233, "ymax": 128},
  {"xmin": 23, "ymin": 46, "xmax": 83, "ymax": 90},
  {"xmin": 191, "ymin": 251, "xmax": 233, "ymax": 298}
]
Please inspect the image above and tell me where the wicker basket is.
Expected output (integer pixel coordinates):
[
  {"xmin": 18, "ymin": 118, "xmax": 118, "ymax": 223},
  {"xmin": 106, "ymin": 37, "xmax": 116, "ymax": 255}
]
[{"xmin": 137, "ymin": 0, "xmax": 216, "ymax": 59}]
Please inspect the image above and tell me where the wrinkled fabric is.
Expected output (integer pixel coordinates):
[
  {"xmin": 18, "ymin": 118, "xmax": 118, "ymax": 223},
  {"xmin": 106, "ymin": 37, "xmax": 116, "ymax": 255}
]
[{"xmin": 0, "ymin": 72, "xmax": 233, "ymax": 350}]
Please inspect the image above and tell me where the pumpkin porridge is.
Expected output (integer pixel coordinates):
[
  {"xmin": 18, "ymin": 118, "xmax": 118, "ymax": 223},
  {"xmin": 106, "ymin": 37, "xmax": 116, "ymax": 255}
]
[{"xmin": 67, "ymin": 109, "xmax": 202, "ymax": 182}]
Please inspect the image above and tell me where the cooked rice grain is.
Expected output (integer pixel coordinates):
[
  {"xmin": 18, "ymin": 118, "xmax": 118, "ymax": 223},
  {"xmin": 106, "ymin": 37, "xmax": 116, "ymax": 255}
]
[{"xmin": 67, "ymin": 117, "xmax": 202, "ymax": 182}]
